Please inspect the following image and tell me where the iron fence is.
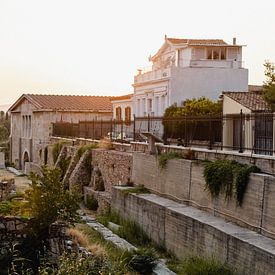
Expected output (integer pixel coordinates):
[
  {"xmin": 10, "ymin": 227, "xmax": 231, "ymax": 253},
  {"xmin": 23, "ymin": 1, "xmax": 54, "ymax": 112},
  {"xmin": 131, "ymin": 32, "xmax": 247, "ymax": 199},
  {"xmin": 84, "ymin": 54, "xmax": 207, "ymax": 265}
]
[{"xmin": 52, "ymin": 111, "xmax": 275, "ymax": 155}]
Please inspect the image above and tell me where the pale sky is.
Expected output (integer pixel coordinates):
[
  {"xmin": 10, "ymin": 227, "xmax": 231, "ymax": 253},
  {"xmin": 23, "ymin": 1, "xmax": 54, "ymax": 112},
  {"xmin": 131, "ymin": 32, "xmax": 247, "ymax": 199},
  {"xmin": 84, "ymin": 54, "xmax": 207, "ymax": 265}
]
[{"xmin": 0, "ymin": 0, "xmax": 274, "ymax": 105}]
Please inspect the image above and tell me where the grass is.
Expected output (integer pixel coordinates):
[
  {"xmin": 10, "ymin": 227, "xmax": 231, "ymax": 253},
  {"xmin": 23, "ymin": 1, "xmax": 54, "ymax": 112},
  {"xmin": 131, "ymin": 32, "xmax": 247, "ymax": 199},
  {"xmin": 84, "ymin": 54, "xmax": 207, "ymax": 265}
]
[
  {"xmin": 73, "ymin": 223, "xmax": 132, "ymax": 274},
  {"xmin": 97, "ymin": 209, "xmax": 151, "ymax": 247},
  {"xmin": 121, "ymin": 184, "xmax": 150, "ymax": 196},
  {"xmin": 158, "ymin": 151, "xmax": 183, "ymax": 169},
  {"xmin": 167, "ymin": 255, "xmax": 235, "ymax": 275}
]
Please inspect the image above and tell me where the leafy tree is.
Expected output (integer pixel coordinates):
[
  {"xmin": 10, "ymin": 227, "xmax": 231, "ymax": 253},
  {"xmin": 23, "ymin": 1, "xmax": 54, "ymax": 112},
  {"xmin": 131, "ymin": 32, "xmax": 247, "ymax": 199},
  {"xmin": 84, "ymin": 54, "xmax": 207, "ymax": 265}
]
[
  {"xmin": 164, "ymin": 97, "xmax": 222, "ymax": 117},
  {"xmin": 25, "ymin": 166, "xmax": 80, "ymax": 231},
  {"xmin": 263, "ymin": 60, "xmax": 275, "ymax": 110},
  {"xmin": 163, "ymin": 97, "xmax": 222, "ymax": 142},
  {"xmin": 0, "ymin": 111, "xmax": 10, "ymax": 142}
]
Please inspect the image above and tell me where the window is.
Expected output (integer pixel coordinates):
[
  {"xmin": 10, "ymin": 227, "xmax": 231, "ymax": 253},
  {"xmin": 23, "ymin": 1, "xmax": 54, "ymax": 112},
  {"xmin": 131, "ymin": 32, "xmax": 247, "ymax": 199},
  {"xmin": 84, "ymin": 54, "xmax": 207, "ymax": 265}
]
[
  {"xmin": 115, "ymin": 107, "xmax": 122, "ymax": 120},
  {"xmin": 148, "ymin": 99, "xmax": 153, "ymax": 113},
  {"xmin": 207, "ymin": 47, "xmax": 227, "ymax": 60},
  {"xmin": 125, "ymin": 107, "xmax": 131, "ymax": 124}
]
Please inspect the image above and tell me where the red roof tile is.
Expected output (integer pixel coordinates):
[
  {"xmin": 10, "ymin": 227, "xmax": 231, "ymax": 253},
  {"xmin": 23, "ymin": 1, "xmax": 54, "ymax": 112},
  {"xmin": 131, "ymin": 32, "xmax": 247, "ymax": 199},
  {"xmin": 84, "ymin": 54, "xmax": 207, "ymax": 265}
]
[
  {"xmin": 111, "ymin": 94, "xmax": 133, "ymax": 101},
  {"xmin": 16, "ymin": 94, "xmax": 114, "ymax": 112},
  {"xmin": 223, "ymin": 92, "xmax": 271, "ymax": 112},
  {"xmin": 167, "ymin": 38, "xmax": 228, "ymax": 46}
]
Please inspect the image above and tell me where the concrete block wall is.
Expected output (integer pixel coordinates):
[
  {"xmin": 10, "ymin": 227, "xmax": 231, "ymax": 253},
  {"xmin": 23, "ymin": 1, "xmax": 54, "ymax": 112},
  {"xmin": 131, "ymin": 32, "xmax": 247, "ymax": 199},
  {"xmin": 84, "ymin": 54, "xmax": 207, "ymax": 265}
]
[
  {"xmin": 132, "ymin": 152, "xmax": 275, "ymax": 239},
  {"xmin": 111, "ymin": 188, "xmax": 275, "ymax": 275}
]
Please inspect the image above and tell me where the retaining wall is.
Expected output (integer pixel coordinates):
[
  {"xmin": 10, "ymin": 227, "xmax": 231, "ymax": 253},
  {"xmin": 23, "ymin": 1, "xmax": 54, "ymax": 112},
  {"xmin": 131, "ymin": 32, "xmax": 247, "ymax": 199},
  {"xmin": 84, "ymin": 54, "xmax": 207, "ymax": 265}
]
[
  {"xmin": 111, "ymin": 187, "xmax": 275, "ymax": 275},
  {"xmin": 132, "ymin": 152, "xmax": 275, "ymax": 239}
]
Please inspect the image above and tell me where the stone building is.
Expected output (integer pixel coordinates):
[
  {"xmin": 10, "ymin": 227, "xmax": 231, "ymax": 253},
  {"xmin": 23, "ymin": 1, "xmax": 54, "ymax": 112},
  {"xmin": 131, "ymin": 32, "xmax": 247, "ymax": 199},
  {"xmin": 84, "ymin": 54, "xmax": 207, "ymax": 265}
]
[
  {"xmin": 8, "ymin": 94, "xmax": 113, "ymax": 170},
  {"xmin": 132, "ymin": 36, "xmax": 248, "ymax": 117}
]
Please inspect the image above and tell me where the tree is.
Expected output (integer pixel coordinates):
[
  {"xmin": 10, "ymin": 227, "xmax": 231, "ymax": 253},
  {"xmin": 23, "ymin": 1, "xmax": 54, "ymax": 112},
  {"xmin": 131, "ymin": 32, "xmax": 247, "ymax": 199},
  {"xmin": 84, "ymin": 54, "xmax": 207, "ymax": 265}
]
[
  {"xmin": 263, "ymin": 61, "xmax": 275, "ymax": 110},
  {"xmin": 25, "ymin": 167, "xmax": 80, "ymax": 232},
  {"xmin": 164, "ymin": 97, "xmax": 222, "ymax": 118}
]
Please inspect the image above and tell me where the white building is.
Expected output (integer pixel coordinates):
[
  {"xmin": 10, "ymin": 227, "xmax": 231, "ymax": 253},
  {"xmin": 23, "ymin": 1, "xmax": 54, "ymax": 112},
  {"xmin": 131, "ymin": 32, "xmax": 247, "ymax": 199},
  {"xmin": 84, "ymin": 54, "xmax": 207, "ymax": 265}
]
[
  {"xmin": 133, "ymin": 36, "xmax": 248, "ymax": 117},
  {"xmin": 111, "ymin": 94, "xmax": 133, "ymax": 121}
]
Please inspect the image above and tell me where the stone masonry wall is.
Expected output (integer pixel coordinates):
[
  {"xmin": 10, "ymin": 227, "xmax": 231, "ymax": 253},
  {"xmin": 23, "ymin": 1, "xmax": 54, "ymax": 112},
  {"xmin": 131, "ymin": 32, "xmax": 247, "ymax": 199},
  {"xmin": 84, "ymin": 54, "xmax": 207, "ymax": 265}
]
[
  {"xmin": 111, "ymin": 187, "xmax": 275, "ymax": 275},
  {"xmin": 91, "ymin": 149, "xmax": 133, "ymax": 192},
  {"xmin": 132, "ymin": 152, "xmax": 275, "ymax": 239}
]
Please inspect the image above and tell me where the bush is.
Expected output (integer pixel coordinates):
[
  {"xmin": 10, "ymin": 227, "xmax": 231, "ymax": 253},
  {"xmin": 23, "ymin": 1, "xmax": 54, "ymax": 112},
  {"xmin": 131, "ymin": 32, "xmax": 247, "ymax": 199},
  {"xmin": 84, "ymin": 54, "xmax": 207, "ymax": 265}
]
[
  {"xmin": 123, "ymin": 248, "xmax": 157, "ymax": 274},
  {"xmin": 86, "ymin": 195, "xmax": 99, "ymax": 211},
  {"xmin": 25, "ymin": 167, "xmax": 80, "ymax": 231}
]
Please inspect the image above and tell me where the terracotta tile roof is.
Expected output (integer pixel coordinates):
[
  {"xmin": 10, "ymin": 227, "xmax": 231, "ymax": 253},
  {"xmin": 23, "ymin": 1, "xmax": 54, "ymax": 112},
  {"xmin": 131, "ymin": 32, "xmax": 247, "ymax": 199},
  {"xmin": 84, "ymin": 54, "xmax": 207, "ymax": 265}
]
[
  {"xmin": 111, "ymin": 93, "xmax": 133, "ymax": 101},
  {"xmin": 23, "ymin": 94, "xmax": 114, "ymax": 112},
  {"xmin": 223, "ymin": 92, "xmax": 271, "ymax": 112},
  {"xmin": 167, "ymin": 38, "xmax": 228, "ymax": 46}
]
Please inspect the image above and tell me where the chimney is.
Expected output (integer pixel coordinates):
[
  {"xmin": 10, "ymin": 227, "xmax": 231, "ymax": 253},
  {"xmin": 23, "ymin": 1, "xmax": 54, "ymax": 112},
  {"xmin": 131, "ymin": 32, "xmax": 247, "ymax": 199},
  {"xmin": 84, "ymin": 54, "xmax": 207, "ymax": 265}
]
[{"xmin": 233, "ymin": 37, "xmax": 236, "ymax": 45}]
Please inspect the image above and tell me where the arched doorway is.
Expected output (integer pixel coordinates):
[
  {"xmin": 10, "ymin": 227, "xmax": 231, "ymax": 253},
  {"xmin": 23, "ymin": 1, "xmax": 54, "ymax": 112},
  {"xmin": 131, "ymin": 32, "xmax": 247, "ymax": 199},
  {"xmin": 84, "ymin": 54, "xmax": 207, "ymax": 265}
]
[{"xmin": 22, "ymin": 151, "xmax": 30, "ymax": 170}]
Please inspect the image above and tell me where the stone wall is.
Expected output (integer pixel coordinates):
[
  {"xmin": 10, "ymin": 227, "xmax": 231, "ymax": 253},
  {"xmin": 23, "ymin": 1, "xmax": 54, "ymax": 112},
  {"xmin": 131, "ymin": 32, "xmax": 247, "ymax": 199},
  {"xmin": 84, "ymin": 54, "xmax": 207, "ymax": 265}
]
[
  {"xmin": 0, "ymin": 216, "xmax": 31, "ymax": 251},
  {"xmin": 111, "ymin": 187, "xmax": 275, "ymax": 275},
  {"xmin": 69, "ymin": 149, "xmax": 92, "ymax": 191},
  {"xmin": 0, "ymin": 178, "xmax": 15, "ymax": 201},
  {"xmin": 132, "ymin": 152, "xmax": 275, "ymax": 239},
  {"xmin": 91, "ymin": 149, "xmax": 133, "ymax": 192},
  {"xmin": 83, "ymin": 187, "xmax": 111, "ymax": 214}
]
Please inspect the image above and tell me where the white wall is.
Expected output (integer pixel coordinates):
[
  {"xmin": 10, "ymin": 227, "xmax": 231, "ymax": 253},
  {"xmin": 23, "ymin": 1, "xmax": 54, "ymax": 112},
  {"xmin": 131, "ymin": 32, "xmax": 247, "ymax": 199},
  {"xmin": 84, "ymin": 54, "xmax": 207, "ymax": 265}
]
[
  {"xmin": 112, "ymin": 99, "xmax": 133, "ymax": 120},
  {"xmin": 170, "ymin": 66, "xmax": 248, "ymax": 106}
]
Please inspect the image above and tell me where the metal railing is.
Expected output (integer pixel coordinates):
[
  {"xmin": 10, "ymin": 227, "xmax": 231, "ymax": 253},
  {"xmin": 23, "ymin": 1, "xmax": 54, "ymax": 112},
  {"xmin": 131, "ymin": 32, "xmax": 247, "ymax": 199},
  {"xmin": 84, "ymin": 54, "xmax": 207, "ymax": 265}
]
[{"xmin": 52, "ymin": 111, "xmax": 275, "ymax": 155}]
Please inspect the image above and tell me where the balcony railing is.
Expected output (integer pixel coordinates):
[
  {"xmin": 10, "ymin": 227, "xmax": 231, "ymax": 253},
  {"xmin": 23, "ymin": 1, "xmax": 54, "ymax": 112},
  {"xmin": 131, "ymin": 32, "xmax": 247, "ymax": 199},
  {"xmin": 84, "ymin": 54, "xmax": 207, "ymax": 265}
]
[
  {"xmin": 134, "ymin": 67, "xmax": 172, "ymax": 84},
  {"xmin": 190, "ymin": 59, "xmax": 243, "ymax": 69}
]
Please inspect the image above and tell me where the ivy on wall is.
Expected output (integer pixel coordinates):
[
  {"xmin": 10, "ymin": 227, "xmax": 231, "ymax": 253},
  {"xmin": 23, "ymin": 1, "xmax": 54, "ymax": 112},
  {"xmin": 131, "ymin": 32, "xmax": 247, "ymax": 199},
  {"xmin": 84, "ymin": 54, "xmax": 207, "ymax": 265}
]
[{"xmin": 203, "ymin": 160, "xmax": 260, "ymax": 206}]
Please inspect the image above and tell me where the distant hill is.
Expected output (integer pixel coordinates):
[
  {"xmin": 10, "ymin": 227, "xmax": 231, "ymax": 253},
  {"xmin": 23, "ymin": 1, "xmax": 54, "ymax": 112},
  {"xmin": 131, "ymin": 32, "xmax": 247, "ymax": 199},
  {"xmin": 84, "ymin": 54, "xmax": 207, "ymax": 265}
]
[{"xmin": 0, "ymin": 104, "xmax": 11, "ymax": 113}]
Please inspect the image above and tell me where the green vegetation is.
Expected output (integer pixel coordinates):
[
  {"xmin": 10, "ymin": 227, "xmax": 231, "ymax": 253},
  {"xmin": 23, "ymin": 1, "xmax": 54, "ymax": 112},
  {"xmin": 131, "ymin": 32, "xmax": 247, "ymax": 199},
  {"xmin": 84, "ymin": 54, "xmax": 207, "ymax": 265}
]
[
  {"xmin": 203, "ymin": 160, "xmax": 260, "ymax": 206},
  {"xmin": 85, "ymin": 194, "xmax": 99, "ymax": 211},
  {"xmin": 0, "ymin": 111, "xmax": 10, "ymax": 163},
  {"xmin": 77, "ymin": 144, "xmax": 98, "ymax": 160},
  {"xmin": 158, "ymin": 151, "xmax": 183, "ymax": 169},
  {"xmin": 26, "ymin": 167, "xmax": 80, "ymax": 231},
  {"xmin": 164, "ymin": 97, "xmax": 222, "ymax": 118},
  {"xmin": 168, "ymin": 255, "xmax": 235, "ymax": 275},
  {"xmin": 52, "ymin": 141, "xmax": 69, "ymax": 164},
  {"xmin": 121, "ymin": 184, "xmax": 150, "ymax": 196},
  {"xmin": 123, "ymin": 248, "xmax": 157, "ymax": 274},
  {"xmin": 98, "ymin": 209, "xmax": 151, "ymax": 247},
  {"xmin": 263, "ymin": 60, "xmax": 275, "ymax": 110},
  {"xmin": 73, "ymin": 223, "xmax": 157, "ymax": 275}
]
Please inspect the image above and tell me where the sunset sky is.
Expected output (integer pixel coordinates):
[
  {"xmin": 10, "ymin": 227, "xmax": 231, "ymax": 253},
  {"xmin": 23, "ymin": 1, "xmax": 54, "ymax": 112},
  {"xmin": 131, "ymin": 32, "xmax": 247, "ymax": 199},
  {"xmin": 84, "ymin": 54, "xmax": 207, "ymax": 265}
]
[{"xmin": 0, "ymin": 0, "xmax": 274, "ymax": 106}]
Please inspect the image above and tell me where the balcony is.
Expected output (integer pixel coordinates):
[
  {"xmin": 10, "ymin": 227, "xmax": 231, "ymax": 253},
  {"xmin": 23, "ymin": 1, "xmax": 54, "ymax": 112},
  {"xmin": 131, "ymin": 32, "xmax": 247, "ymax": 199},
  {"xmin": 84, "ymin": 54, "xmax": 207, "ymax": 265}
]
[
  {"xmin": 134, "ymin": 67, "xmax": 172, "ymax": 84},
  {"xmin": 189, "ymin": 59, "xmax": 243, "ymax": 69}
]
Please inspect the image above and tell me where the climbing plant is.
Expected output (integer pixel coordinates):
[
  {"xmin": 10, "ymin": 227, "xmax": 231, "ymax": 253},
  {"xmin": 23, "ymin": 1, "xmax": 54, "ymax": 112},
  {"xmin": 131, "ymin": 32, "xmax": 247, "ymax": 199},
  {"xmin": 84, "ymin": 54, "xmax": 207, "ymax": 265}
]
[{"xmin": 203, "ymin": 160, "xmax": 260, "ymax": 206}]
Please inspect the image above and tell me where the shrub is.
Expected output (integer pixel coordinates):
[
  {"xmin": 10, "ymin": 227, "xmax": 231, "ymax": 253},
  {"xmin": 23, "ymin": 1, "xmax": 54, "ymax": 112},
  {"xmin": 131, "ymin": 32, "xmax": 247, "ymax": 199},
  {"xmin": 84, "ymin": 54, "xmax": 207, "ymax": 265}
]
[
  {"xmin": 124, "ymin": 248, "xmax": 157, "ymax": 274},
  {"xmin": 25, "ymin": 167, "xmax": 80, "ymax": 231},
  {"xmin": 86, "ymin": 195, "xmax": 99, "ymax": 211}
]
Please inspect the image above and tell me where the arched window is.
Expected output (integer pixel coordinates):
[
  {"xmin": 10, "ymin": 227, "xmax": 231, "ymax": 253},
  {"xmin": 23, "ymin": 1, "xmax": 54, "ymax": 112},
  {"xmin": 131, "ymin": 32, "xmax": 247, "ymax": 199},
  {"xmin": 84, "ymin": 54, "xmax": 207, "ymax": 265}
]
[
  {"xmin": 125, "ymin": 107, "xmax": 131, "ymax": 122},
  {"xmin": 115, "ymin": 107, "xmax": 122, "ymax": 120}
]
